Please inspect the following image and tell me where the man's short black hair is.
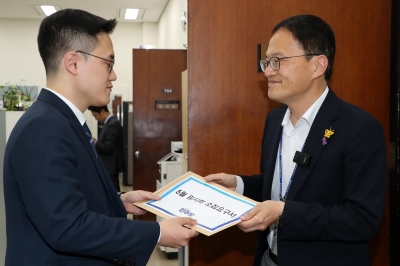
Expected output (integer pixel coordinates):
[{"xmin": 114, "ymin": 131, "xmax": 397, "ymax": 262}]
[
  {"xmin": 37, "ymin": 9, "xmax": 117, "ymax": 78},
  {"xmin": 272, "ymin": 15, "xmax": 336, "ymax": 81},
  {"xmin": 88, "ymin": 105, "xmax": 109, "ymax": 113}
]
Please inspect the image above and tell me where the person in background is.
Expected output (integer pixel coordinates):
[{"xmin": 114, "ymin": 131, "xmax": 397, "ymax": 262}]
[
  {"xmin": 3, "ymin": 8, "xmax": 198, "ymax": 266},
  {"xmin": 205, "ymin": 14, "xmax": 386, "ymax": 266},
  {"xmin": 88, "ymin": 105, "xmax": 125, "ymax": 192}
]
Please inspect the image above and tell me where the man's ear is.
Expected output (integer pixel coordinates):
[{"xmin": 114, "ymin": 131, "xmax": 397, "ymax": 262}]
[
  {"xmin": 312, "ymin": 55, "xmax": 328, "ymax": 79},
  {"xmin": 64, "ymin": 52, "xmax": 79, "ymax": 75}
]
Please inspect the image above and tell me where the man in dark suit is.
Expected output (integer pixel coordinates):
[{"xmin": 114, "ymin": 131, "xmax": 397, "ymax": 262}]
[
  {"xmin": 205, "ymin": 15, "xmax": 386, "ymax": 266},
  {"xmin": 88, "ymin": 105, "xmax": 125, "ymax": 192},
  {"xmin": 3, "ymin": 8, "xmax": 198, "ymax": 266}
]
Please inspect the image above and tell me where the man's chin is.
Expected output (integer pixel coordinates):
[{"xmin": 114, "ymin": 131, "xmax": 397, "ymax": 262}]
[
  {"xmin": 267, "ymin": 92, "xmax": 285, "ymax": 104},
  {"xmin": 267, "ymin": 91, "xmax": 277, "ymax": 101},
  {"xmin": 92, "ymin": 99, "xmax": 110, "ymax": 107}
]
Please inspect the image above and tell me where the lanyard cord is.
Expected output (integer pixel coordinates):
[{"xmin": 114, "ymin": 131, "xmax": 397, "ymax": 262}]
[{"xmin": 278, "ymin": 134, "xmax": 305, "ymax": 202}]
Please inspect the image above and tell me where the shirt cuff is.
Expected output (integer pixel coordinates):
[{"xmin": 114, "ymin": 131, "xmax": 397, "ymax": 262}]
[
  {"xmin": 157, "ymin": 224, "xmax": 161, "ymax": 243},
  {"xmin": 235, "ymin": 175, "xmax": 244, "ymax": 195}
]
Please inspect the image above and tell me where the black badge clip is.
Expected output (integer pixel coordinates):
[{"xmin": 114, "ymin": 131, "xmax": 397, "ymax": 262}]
[{"xmin": 293, "ymin": 151, "xmax": 310, "ymax": 167}]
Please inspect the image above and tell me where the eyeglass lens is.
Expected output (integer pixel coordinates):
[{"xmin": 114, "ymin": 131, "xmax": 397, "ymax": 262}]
[
  {"xmin": 108, "ymin": 63, "xmax": 114, "ymax": 73},
  {"xmin": 260, "ymin": 54, "xmax": 319, "ymax": 72},
  {"xmin": 260, "ymin": 58, "xmax": 280, "ymax": 72}
]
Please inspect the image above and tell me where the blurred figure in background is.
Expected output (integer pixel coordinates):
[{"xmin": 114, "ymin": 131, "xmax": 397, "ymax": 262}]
[{"xmin": 89, "ymin": 105, "xmax": 125, "ymax": 191}]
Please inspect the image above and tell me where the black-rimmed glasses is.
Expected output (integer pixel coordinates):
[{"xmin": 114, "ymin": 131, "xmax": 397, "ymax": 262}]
[
  {"xmin": 259, "ymin": 54, "xmax": 319, "ymax": 72},
  {"xmin": 76, "ymin": 50, "xmax": 115, "ymax": 73}
]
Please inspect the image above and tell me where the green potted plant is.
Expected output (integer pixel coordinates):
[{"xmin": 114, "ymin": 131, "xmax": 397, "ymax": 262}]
[
  {"xmin": 20, "ymin": 84, "xmax": 36, "ymax": 109},
  {"xmin": 0, "ymin": 83, "xmax": 21, "ymax": 111},
  {"xmin": 0, "ymin": 81, "xmax": 36, "ymax": 111}
]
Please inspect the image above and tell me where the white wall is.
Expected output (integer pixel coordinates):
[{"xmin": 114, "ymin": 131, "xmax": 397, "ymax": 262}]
[
  {"xmin": 142, "ymin": 22, "xmax": 159, "ymax": 47},
  {"xmin": 0, "ymin": 19, "xmax": 45, "ymax": 88},
  {"xmin": 111, "ymin": 22, "xmax": 149, "ymax": 102},
  {"xmin": 0, "ymin": 0, "xmax": 188, "ymax": 101},
  {"xmin": 158, "ymin": 0, "xmax": 188, "ymax": 49},
  {"xmin": 0, "ymin": 19, "xmax": 157, "ymax": 103}
]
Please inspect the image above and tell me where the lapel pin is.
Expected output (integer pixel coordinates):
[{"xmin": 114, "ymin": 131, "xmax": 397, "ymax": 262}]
[{"xmin": 322, "ymin": 127, "xmax": 334, "ymax": 145}]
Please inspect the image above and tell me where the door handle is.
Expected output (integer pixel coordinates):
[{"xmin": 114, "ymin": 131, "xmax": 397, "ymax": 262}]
[{"xmin": 135, "ymin": 151, "xmax": 140, "ymax": 157}]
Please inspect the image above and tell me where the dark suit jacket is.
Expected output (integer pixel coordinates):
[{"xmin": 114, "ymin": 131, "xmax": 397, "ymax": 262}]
[
  {"xmin": 96, "ymin": 115, "xmax": 125, "ymax": 175},
  {"xmin": 3, "ymin": 89, "xmax": 159, "ymax": 266},
  {"xmin": 241, "ymin": 89, "xmax": 386, "ymax": 266}
]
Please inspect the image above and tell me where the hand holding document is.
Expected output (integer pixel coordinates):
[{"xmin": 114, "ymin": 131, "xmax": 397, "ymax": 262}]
[{"xmin": 134, "ymin": 172, "xmax": 259, "ymax": 236}]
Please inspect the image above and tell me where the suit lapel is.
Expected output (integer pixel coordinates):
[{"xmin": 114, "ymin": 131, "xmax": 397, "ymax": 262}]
[
  {"xmin": 70, "ymin": 119, "xmax": 102, "ymax": 170},
  {"xmin": 98, "ymin": 123, "xmax": 106, "ymax": 141},
  {"xmin": 286, "ymin": 89, "xmax": 341, "ymax": 200},
  {"xmin": 39, "ymin": 90, "xmax": 104, "ymax": 172},
  {"xmin": 99, "ymin": 115, "xmax": 114, "ymax": 140},
  {"xmin": 264, "ymin": 108, "xmax": 285, "ymax": 200},
  {"xmin": 37, "ymin": 89, "xmax": 120, "ymax": 209}
]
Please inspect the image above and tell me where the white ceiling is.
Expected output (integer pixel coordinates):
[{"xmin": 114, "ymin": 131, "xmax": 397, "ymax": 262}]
[{"xmin": 0, "ymin": 0, "xmax": 169, "ymax": 22}]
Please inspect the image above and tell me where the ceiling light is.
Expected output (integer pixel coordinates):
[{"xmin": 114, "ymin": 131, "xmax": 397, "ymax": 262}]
[
  {"xmin": 125, "ymin": 9, "xmax": 139, "ymax": 20},
  {"xmin": 41, "ymin": 6, "xmax": 57, "ymax": 16},
  {"xmin": 33, "ymin": 5, "xmax": 62, "ymax": 16},
  {"xmin": 118, "ymin": 8, "xmax": 145, "ymax": 20}
]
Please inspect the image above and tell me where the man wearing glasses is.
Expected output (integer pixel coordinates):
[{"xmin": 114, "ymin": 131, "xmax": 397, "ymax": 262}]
[
  {"xmin": 3, "ymin": 8, "xmax": 198, "ymax": 266},
  {"xmin": 205, "ymin": 15, "xmax": 386, "ymax": 266}
]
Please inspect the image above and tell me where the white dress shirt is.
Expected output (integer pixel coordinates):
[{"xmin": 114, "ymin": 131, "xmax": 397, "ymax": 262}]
[
  {"xmin": 236, "ymin": 87, "xmax": 329, "ymax": 256},
  {"xmin": 43, "ymin": 88, "xmax": 86, "ymax": 126}
]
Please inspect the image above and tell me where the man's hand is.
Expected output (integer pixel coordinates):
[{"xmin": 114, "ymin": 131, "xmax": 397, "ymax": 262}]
[
  {"xmin": 120, "ymin": 190, "xmax": 161, "ymax": 215},
  {"xmin": 158, "ymin": 217, "xmax": 199, "ymax": 248},
  {"xmin": 238, "ymin": 200, "xmax": 284, "ymax": 233},
  {"xmin": 203, "ymin": 173, "xmax": 237, "ymax": 191}
]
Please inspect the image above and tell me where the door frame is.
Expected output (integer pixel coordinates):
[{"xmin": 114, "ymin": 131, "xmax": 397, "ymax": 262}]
[{"xmin": 389, "ymin": 1, "xmax": 400, "ymax": 265}]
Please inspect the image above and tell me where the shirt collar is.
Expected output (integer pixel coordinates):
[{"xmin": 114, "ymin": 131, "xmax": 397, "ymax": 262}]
[
  {"xmin": 104, "ymin": 113, "xmax": 113, "ymax": 125},
  {"xmin": 43, "ymin": 88, "xmax": 86, "ymax": 126},
  {"xmin": 281, "ymin": 86, "xmax": 329, "ymax": 128}
]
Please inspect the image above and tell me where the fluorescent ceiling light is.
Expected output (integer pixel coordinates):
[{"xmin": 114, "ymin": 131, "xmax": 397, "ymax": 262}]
[
  {"xmin": 33, "ymin": 5, "xmax": 62, "ymax": 16},
  {"xmin": 125, "ymin": 9, "xmax": 139, "ymax": 20},
  {"xmin": 41, "ymin": 5, "xmax": 57, "ymax": 16},
  {"xmin": 118, "ymin": 8, "xmax": 145, "ymax": 21}
]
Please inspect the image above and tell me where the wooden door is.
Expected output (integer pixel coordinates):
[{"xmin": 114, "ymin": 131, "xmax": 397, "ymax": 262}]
[
  {"xmin": 112, "ymin": 95, "xmax": 122, "ymax": 118},
  {"xmin": 132, "ymin": 49, "xmax": 187, "ymax": 221},
  {"xmin": 187, "ymin": 0, "xmax": 391, "ymax": 265},
  {"xmin": 389, "ymin": 1, "xmax": 400, "ymax": 265}
]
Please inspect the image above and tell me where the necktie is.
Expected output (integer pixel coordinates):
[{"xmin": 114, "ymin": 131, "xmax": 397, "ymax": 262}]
[{"xmin": 82, "ymin": 122, "xmax": 97, "ymax": 156}]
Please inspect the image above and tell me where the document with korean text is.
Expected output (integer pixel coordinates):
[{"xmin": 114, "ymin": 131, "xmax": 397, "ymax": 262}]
[{"xmin": 134, "ymin": 171, "xmax": 259, "ymax": 236}]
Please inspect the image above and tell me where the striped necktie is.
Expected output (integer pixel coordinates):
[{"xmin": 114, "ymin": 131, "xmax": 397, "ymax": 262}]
[{"xmin": 82, "ymin": 122, "xmax": 97, "ymax": 156}]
